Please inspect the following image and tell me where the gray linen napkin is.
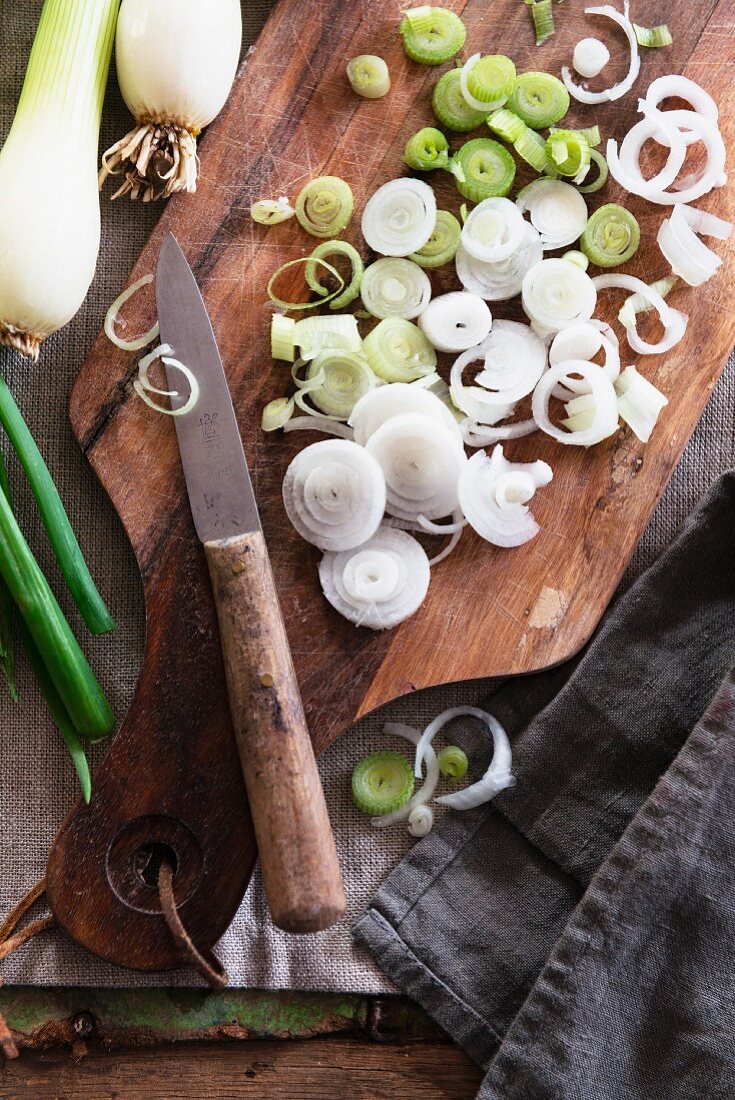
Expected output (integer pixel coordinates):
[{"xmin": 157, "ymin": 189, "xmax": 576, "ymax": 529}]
[{"xmin": 354, "ymin": 470, "xmax": 735, "ymax": 1078}]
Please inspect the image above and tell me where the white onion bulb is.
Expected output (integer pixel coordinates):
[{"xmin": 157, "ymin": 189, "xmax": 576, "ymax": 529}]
[
  {"xmin": 282, "ymin": 439, "xmax": 386, "ymax": 551},
  {"xmin": 458, "ymin": 445, "xmax": 553, "ymax": 548},
  {"xmin": 319, "ymin": 525, "xmax": 431, "ymax": 630}
]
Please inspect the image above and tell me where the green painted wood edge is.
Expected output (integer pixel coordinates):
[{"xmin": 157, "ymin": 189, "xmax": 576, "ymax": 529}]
[{"xmin": 0, "ymin": 988, "xmax": 443, "ymax": 1050}]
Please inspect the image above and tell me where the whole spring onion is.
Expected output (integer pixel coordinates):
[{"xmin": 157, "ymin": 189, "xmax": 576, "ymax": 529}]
[
  {"xmin": 352, "ymin": 751, "xmax": 415, "ymax": 815},
  {"xmin": 432, "ymin": 69, "xmax": 488, "ymax": 132},
  {"xmin": 100, "ymin": 0, "xmax": 241, "ymax": 201},
  {"xmin": 347, "ymin": 55, "xmax": 391, "ymax": 99},
  {"xmin": 399, "ymin": 6, "xmax": 466, "ymax": 64},
  {"xmin": 360, "ymin": 259, "xmax": 431, "ymax": 320},
  {"xmin": 453, "ymin": 139, "xmax": 516, "ymax": 202},
  {"xmin": 305, "ymin": 241, "xmax": 364, "ymax": 310},
  {"xmin": 508, "ymin": 72, "xmax": 569, "ymax": 129},
  {"xmin": 437, "ymin": 745, "xmax": 469, "ymax": 781},
  {"xmin": 404, "ymin": 127, "xmax": 450, "ymax": 172},
  {"xmin": 0, "ymin": 0, "xmax": 118, "ymax": 359},
  {"xmin": 409, "ymin": 210, "xmax": 462, "ymax": 269},
  {"xmin": 0, "ymin": 376, "xmax": 114, "ymax": 635},
  {"xmin": 363, "ymin": 318, "xmax": 437, "ymax": 383},
  {"xmin": 295, "ymin": 177, "xmax": 354, "ymax": 238},
  {"xmin": 580, "ymin": 203, "xmax": 640, "ymax": 267},
  {"xmin": 0, "ymin": 478, "xmax": 114, "ymax": 739}
]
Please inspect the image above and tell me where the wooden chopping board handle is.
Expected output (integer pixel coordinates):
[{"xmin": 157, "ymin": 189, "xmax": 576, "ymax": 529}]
[{"xmin": 204, "ymin": 529, "xmax": 345, "ymax": 933}]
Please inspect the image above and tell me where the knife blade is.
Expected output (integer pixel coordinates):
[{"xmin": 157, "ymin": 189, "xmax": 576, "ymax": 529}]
[{"xmin": 156, "ymin": 233, "xmax": 345, "ymax": 934}]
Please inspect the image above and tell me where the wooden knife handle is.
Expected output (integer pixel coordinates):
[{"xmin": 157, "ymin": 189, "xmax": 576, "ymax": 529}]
[{"xmin": 204, "ymin": 530, "xmax": 345, "ymax": 933}]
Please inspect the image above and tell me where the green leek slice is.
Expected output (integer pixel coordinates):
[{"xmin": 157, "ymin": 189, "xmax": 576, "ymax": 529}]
[
  {"xmin": 546, "ymin": 129, "xmax": 591, "ymax": 183},
  {"xmin": 304, "ymin": 352, "xmax": 376, "ymax": 419},
  {"xmin": 352, "ymin": 750, "xmax": 415, "ymax": 815},
  {"xmin": 431, "ymin": 69, "xmax": 487, "ymax": 132},
  {"xmin": 294, "ymin": 176, "xmax": 354, "ymax": 238},
  {"xmin": 466, "ymin": 55, "xmax": 516, "ymax": 105},
  {"xmin": 404, "ymin": 127, "xmax": 450, "ymax": 171},
  {"xmin": 633, "ymin": 23, "xmax": 672, "ymax": 47},
  {"xmin": 400, "ymin": 6, "xmax": 466, "ymax": 64},
  {"xmin": 305, "ymin": 240, "xmax": 364, "ymax": 310},
  {"xmin": 508, "ymin": 71, "xmax": 570, "ymax": 129},
  {"xmin": 363, "ymin": 318, "xmax": 437, "ymax": 382},
  {"xmin": 581, "ymin": 203, "xmax": 640, "ymax": 268},
  {"xmin": 453, "ymin": 138, "xmax": 516, "ymax": 201},
  {"xmin": 409, "ymin": 210, "xmax": 461, "ymax": 268},
  {"xmin": 576, "ymin": 149, "xmax": 609, "ymax": 194},
  {"xmin": 437, "ymin": 745, "xmax": 469, "ymax": 780},
  {"xmin": 524, "ymin": 0, "xmax": 555, "ymax": 46},
  {"xmin": 271, "ymin": 314, "xmax": 296, "ymax": 362}
]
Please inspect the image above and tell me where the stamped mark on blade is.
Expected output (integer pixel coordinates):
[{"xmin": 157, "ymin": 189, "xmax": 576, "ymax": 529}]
[{"xmin": 528, "ymin": 587, "xmax": 569, "ymax": 630}]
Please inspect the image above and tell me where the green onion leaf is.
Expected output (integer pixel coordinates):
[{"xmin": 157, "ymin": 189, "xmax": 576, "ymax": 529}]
[
  {"xmin": 453, "ymin": 138, "xmax": 516, "ymax": 202},
  {"xmin": 431, "ymin": 69, "xmax": 487, "ymax": 132},
  {"xmin": 508, "ymin": 71, "xmax": 570, "ymax": 129},
  {"xmin": 633, "ymin": 22, "xmax": 673, "ymax": 47},
  {"xmin": 0, "ymin": 453, "xmax": 17, "ymax": 701},
  {"xmin": 352, "ymin": 750, "xmax": 415, "ymax": 815}
]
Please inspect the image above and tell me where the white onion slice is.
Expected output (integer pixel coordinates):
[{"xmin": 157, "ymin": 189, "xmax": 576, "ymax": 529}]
[
  {"xmin": 460, "ymin": 417, "xmax": 538, "ymax": 448},
  {"xmin": 361, "ymin": 178, "xmax": 437, "ymax": 257},
  {"xmin": 283, "ymin": 417, "xmax": 355, "ymax": 440},
  {"xmin": 365, "ymin": 412, "xmax": 467, "ymax": 521},
  {"xmin": 533, "ymin": 360, "xmax": 619, "ymax": 446},
  {"xmin": 645, "ymin": 74, "xmax": 719, "ymax": 139},
  {"xmin": 657, "ymin": 203, "xmax": 732, "ymax": 287},
  {"xmin": 461, "ymin": 198, "xmax": 526, "ymax": 264},
  {"xmin": 573, "ymin": 37, "xmax": 610, "ymax": 79},
  {"xmin": 615, "ymin": 365, "xmax": 668, "ymax": 443},
  {"xmin": 418, "ymin": 292, "xmax": 493, "ymax": 353},
  {"xmin": 522, "ymin": 259, "xmax": 597, "ymax": 338},
  {"xmin": 516, "ymin": 180, "xmax": 588, "ymax": 250},
  {"xmin": 282, "ymin": 439, "xmax": 386, "ymax": 551},
  {"xmin": 408, "ymin": 804, "xmax": 434, "ymax": 836},
  {"xmin": 593, "ymin": 273, "xmax": 688, "ymax": 354},
  {"xmin": 561, "ymin": 2, "xmax": 640, "ymax": 104},
  {"xmin": 459, "ymin": 53, "xmax": 507, "ymax": 113},
  {"xmin": 133, "ymin": 342, "xmax": 200, "ymax": 418},
  {"xmin": 455, "ymin": 224, "xmax": 543, "ymax": 301},
  {"xmin": 549, "ymin": 320, "xmax": 620, "ymax": 398},
  {"xmin": 319, "ymin": 525, "xmax": 430, "ymax": 630},
  {"xmin": 458, "ymin": 445, "xmax": 553, "ymax": 548},
  {"xmin": 611, "ymin": 108, "xmax": 687, "ymax": 196},
  {"xmin": 372, "ymin": 722, "xmax": 439, "ymax": 829},
  {"xmin": 105, "ymin": 274, "xmax": 160, "ymax": 352},
  {"xmin": 349, "ymin": 383, "xmax": 462, "ymax": 446},
  {"xmin": 414, "ymin": 707, "xmax": 515, "ymax": 812},
  {"xmin": 360, "ymin": 258, "xmax": 432, "ymax": 319},
  {"xmin": 449, "ymin": 321, "xmax": 547, "ymax": 424}
]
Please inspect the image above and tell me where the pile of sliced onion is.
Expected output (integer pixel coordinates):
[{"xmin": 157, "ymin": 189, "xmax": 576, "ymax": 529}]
[
  {"xmin": 562, "ymin": 2, "xmax": 640, "ymax": 104},
  {"xmin": 458, "ymin": 445, "xmax": 553, "ymax": 547},
  {"xmin": 522, "ymin": 259, "xmax": 597, "ymax": 337},
  {"xmin": 657, "ymin": 203, "xmax": 732, "ymax": 287},
  {"xmin": 282, "ymin": 439, "xmax": 386, "ymax": 551},
  {"xmin": 516, "ymin": 179, "xmax": 588, "ymax": 250},
  {"xmin": 418, "ymin": 291, "xmax": 493, "ymax": 353},
  {"xmin": 533, "ymin": 360, "xmax": 619, "ymax": 446},
  {"xmin": 456, "ymin": 223, "xmax": 543, "ymax": 301},
  {"xmin": 593, "ymin": 273, "xmax": 688, "ymax": 354},
  {"xmin": 361, "ymin": 178, "xmax": 437, "ymax": 256},
  {"xmin": 318, "ymin": 525, "xmax": 431, "ymax": 630}
]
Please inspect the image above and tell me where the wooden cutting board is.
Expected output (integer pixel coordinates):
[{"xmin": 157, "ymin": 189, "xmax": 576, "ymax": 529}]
[{"xmin": 46, "ymin": 0, "xmax": 735, "ymax": 971}]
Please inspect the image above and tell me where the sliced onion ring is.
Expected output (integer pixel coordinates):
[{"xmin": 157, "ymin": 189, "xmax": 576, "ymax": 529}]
[
  {"xmin": 532, "ymin": 360, "xmax": 619, "ymax": 447},
  {"xmin": 561, "ymin": 2, "xmax": 640, "ymax": 104},
  {"xmin": 593, "ymin": 273, "xmax": 688, "ymax": 354}
]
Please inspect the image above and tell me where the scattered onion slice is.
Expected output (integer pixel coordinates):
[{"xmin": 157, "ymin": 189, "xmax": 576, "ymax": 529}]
[
  {"xmin": 449, "ymin": 321, "xmax": 547, "ymax": 424},
  {"xmin": 615, "ymin": 365, "xmax": 668, "ymax": 442},
  {"xmin": 561, "ymin": 2, "xmax": 640, "ymax": 104},
  {"xmin": 458, "ymin": 445, "xmax": 553, "ymax": 548},
  {"xmin": 573, "ymin": 37, "xmax": 610, "ymax": 78},
  {"xmin": 657, "ymin": 203, "xmax": 732, "ymax": 287},
  {"xmin": 549, "ymin": 320, "xmax": 620, "ymax": 398},
  {"xmin": 350, "ymin": 384, "xmax": 462, "ymax": 446},
  {"xmin": 456, "ymin": 224, "xmax": 543, "ymax": 302},
  {"xmin": 593, "ymin": 273, "xmax": 688, "ymax": 354},
  {"xmin": 460, "ymin": 417, "xmax": 538, "ymax": 449},
  {"xmin": 459, "ymin": 53, "xmax": 507, "ymax": 113},
  {"xmin": 283, "ymin": 417, "xmax": 355, "ymax": 440},
  {"xmin": 365, "ymin": 412, "xmax": 467, "ymax": 521},
  {"xmin": 516, "ymin": 179, "xmax": 588, "ymax": 250},
  {"xmin": 413, "ymin": 707, "xmax": 515, "ymax": 811},
  {"xmin": 372, "ymin": 722, "xmax": 439, "ymax": 829},
  {"xmin": 361, "ymin": 178, "xmax": 437, "ymax": 257},
  {"xmin": 461, "ymin": 197, "xmax": 526, "ymax": 263},
  {"xmin": 133, "ymin": 342, "xmax": 199, "ymax": 417},
  {"xmin": 105, "ymin": 274, "xmax": 160, "ymax": 352},
  {"xmin": 282, "ymin": 439, "xmax": 386, "ymax": 551},
  {"xmin": 418, "ymin": 291, "xmax": 492, "ymax": 352},
  {"xmin": 522, "ymin": 259, "xmax": 597, "ymax": 338},
  {"xmin": 532, "ymin": 360, "xmax": 619, "ymax": 446},
  {"xmin": 360, "ymin": 258, "xmax": 432, "ymax": 319},
  {"xmin": 319, "ymin": 525, "xmax": 431, "ymax": 630}
]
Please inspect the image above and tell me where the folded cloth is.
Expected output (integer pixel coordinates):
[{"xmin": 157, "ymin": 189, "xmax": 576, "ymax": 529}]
[{"xmin": 354, "ymin": 470, "xmax": 735, "ymax": 1093}]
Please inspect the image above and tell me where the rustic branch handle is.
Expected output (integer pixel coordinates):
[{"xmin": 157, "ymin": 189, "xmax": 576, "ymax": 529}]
[{"xmin": 204, "ymin": 530, "xmax": 345, "ymax": 933}]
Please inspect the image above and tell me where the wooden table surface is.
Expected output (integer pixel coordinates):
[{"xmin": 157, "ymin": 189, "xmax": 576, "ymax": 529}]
[{"xmin": 0, "ymin": 987, "xmax": 482, "ymax": 1098}]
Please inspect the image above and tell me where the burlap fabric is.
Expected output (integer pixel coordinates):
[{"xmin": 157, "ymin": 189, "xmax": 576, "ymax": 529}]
[{"xmin": 0, "ymin": 1, "xmax": 733, "ymax": 990}]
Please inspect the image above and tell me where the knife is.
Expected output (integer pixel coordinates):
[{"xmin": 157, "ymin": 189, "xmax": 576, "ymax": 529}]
[{"xmin": 156, "ymin": 233, "xmax": 345, "ymax": 933}]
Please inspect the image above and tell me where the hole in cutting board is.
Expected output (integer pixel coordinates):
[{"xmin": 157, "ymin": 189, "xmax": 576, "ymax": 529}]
[{"xmin": 106, "ymin": 814, "xmax": 203, "ymax": 914}]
